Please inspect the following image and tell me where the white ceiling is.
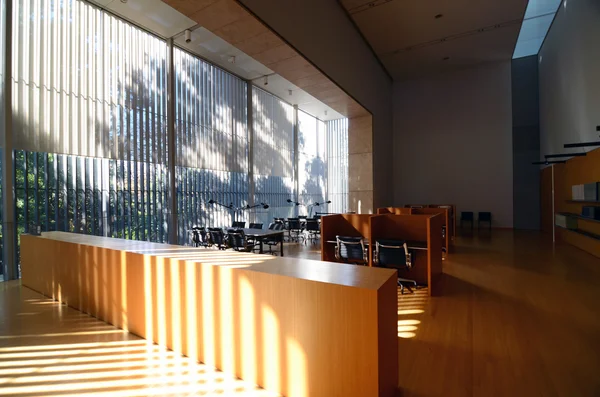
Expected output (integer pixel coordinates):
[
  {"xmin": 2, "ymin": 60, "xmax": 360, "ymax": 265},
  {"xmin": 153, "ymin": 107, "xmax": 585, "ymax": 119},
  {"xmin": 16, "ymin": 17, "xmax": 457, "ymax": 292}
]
[
  {"xmin": 340, "ymin": 0, "xmax": 529, "ymax": 80},
  {"xmin": 87, "ymin": 0, "xmax": 343, "ymax": 121}
]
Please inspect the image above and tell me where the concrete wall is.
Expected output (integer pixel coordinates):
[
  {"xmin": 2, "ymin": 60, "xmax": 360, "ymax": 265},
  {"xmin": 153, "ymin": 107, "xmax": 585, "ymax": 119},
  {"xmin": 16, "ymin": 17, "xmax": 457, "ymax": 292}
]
[
  {"xmin": 237, "ymin": 0, "xmax": 393, "ymax": 208},
  {"xmin": 512, "ymin": 56, "xmax": 540, "ymax": 230},
  {"xmin": 348, "ymin": 115, "xmax": 373, "ymax": 213},
  {"xmin": 393, "ymin": 61, "xmax": 514, "ymax": 228},
  {"xmin": 539, "ymin": 0, "xmax": 600, "ymax": 155}
]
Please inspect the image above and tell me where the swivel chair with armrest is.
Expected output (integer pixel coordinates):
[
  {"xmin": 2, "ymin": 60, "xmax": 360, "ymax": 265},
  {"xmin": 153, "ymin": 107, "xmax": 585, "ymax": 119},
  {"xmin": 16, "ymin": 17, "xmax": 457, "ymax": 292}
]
[
  {"xmin": 373, "ymin": 239, "xmax": 417, "ymax": 294},
  {"xmin": 232, "ymin": 221, "xmax": 246, "ymax": 228},
  {"xmin": 227, "ymin": 228, "xmax": 252, "ymax": 252},
  {"xmin": 262, "ymin": 222, "xmax": 285, "ymax": 255},
  {"xmin": 335, "ymin": 236, "xmax": 368, "ymax": 265},
  {"xmin": 207, "ymin": 227, "xmax": 227, "ymax": 250},
  {"xmin": 190, "ymin": 226, "xmax": 208, "ymax": 247},
  {"xmin": 305, "ymin": 219, "xmax": 320, "ymax": 244},
  {"xmin": 287, "ymin": 218, "xmax": 304, "ymax": 243}
]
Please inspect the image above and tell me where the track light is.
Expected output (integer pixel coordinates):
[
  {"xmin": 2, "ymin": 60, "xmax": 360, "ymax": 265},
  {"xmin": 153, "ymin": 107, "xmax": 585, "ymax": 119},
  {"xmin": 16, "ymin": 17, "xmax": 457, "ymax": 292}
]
[
  {"xmin": 184, "ymin": 29, "xmax": 192, "ymax": 43},
  {"xmin": 564, "ymin": 141, "xmax": 600, "ymax": 148},
  {"xmin": 545, "ymin": 153, "xmax": 587, "ymax": 159},
  {"xmin": 264, "ymin": 75, "xmax": 268, "ymax": 86},
  {"xmin": 532, "ymin": 160, "xmax": 566, "ymax": 165},
  {"xmin": 288, "ymin": 89, "xmax": 292, "ymax": 96}
]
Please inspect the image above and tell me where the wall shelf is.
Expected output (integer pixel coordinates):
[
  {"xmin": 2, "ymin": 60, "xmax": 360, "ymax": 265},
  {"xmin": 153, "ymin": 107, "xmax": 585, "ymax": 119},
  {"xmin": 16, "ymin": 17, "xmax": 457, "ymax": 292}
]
[
  {"xmin": 559, "ymin": 212, "xmax": 600, "ymax": 224},
  {"xmin": 556, "ymin": 225, "xmax": 600, "ymax": 241},
  {"xmin": 566, "ymin": 200, "xmax": 600, "ymax": 205}
]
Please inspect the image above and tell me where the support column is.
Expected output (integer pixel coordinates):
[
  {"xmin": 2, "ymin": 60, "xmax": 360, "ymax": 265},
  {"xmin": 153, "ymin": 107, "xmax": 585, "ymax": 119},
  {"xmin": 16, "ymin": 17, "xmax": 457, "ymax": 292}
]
[
  {"xmin": 348, "ymin": 114, "xmax": 373, "ymax": 214},
  {"xmin": 2, "ymin": 0, "xmax": 17, "ymax": 279},
  {"xmin": 293, "ymin": 105, "xmax": 299, "ymax": 217},
  {"xmin": 167, "ymin": 38, "xmax": 177, "ymax": 244},
  {"xmin": 247, "ymin": 82, "xmax": 255, "ymax": 213}
]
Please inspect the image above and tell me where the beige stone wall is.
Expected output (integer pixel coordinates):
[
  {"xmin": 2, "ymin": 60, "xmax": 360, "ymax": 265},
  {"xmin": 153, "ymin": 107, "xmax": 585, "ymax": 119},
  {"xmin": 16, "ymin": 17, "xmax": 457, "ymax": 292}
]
[{"xmin": 348, "ymin": 115, "xmax": 374, "ymax": 214}]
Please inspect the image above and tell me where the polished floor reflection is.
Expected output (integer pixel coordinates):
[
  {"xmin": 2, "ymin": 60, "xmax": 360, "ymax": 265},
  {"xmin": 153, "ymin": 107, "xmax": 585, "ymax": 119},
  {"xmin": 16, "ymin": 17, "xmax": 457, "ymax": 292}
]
[{"xmin": 0, "ymin": 281, "xmax": 280, "ymax": 397}]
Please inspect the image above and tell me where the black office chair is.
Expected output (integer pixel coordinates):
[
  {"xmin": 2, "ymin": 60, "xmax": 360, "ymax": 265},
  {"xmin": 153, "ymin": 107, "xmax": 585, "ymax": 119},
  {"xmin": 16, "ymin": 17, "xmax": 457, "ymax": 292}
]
[
  {"xmin": 190, "ymin": 226, "xmax": 208, "ymax": 247},
  {"xmin": 478, "ymin": 212, "xmax": 492, "ymax": 231},
  {"xmin": 207, "ymin": 228, "xmax": 227, "ymax": 250},
  {"xmin": 249, "ymin": 223, "xmax": 263, "ymax": 229},
  {"xmin": 335, "ymin": 236, "xmax": 368, "ymax": 265},
  {"xmin": 460, "ymin": 212, "xmax": 474, "ymax": 230},
  {"xmin": 263, "ymin": 222, "xmax": 285, "ymax": 255},
  {"xmin": 287, "ymin": 218, "xmax": 304, "ymax": 243},
  {"xmin": 305, "ymin": 219, "xmax": 320, "ymax": 244},
  {"xmin": 232, "ymin": 221, "xmax": 246, "ymax": 228},
  {"xmin": 373, "ymin": 239, "xmax": 416, "ymax": 294},
  {"xmin": 227, "ymin": 229, "xmax": 252, "ymax": 252}
]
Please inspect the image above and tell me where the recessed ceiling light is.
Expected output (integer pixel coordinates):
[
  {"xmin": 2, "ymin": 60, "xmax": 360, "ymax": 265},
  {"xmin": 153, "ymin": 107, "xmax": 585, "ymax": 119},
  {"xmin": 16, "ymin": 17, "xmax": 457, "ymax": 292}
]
[
  {"xmin": 442, "ymin": 56, "xmax": 450, "ymax": 61},
  {"xmin": 435, "ymin": 14, "xmax": 443, "ymax": 19}
]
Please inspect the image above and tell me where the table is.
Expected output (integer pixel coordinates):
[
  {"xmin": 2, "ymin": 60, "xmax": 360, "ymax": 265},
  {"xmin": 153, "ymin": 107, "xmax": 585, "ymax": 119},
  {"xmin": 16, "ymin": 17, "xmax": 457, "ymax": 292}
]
[
  {"xmin": 20, "ymin": 232, "xmax": 399, "ymax": 397},
  {"xmin": 238, "ymin": 228, "xmax": 285, "ymax": 256}
]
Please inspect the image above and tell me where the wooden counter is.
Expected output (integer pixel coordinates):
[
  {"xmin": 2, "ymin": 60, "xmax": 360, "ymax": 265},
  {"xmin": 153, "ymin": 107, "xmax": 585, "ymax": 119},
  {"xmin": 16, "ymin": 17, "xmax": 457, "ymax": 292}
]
[{"xmin": 21, "ymin": 232, "xmax": 398, "ymax": 397}]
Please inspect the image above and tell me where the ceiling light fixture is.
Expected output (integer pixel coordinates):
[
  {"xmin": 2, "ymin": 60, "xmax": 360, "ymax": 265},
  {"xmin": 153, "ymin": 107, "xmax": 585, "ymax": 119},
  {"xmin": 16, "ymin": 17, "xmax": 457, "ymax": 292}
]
[
  {"xmin": 288, "ymin": 89, "xmax": 292, "ymax": 96},
  {"xmin": 442, "ymin": 56, "xmax": 450, "ymax": 61},
  {"xmin": 435, "ymin": 14, "xmax": 443, "ymax": 19},
  {"xmin": 120, "ymin": 0, "xmax": 128, "ymax": 3},
  {"xmin": 263, "ymin": 75, "xmax": 268, "ymax": 86},
  {"xmin": 324, "ymin": 110, "xmax": 328, "ymax": 116},
  {"xmin": 228, "ymin": 56, "xmax": 236, "ymax": 64}
]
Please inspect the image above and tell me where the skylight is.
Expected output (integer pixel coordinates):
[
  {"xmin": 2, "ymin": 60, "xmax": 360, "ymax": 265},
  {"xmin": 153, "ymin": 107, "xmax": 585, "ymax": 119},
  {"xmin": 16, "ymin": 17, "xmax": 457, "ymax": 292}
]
[{"xmin": 513, "ymin": 0, "xmax": 562, "ymax": 59}]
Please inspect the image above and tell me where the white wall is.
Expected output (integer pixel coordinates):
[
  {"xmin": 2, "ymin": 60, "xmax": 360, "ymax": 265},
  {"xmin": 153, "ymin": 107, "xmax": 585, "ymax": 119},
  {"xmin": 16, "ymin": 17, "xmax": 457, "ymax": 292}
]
[
  {"xmin": 237, "ymin": 0, "xmax": 394, "ymax": 208},
  {"xmin": 393, "ymin": 61, "xmax": 514, "ymax": 227},
  {"xmin": 539, "ymin": 0, "xmax": 600, "ymax": 155}
]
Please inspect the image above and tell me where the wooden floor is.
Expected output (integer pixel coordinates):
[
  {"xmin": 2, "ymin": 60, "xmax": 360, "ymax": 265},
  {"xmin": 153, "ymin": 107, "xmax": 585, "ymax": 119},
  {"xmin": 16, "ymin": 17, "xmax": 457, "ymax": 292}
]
[
  {"xmin": 2, "ymin": 231, "xmax": 600, "ymax": 396},
  {"xmin": 0, "ymin": 281, "xmax": 280, "ymax": 397}
]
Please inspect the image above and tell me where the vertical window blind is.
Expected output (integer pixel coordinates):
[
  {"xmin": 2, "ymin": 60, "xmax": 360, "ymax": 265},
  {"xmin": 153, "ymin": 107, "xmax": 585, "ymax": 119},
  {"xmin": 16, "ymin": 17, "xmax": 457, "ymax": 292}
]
[
  {"xmin": 326, "ymin": 118, "xmax": 349, "ymax": 214},
  {"xmin": 298, "ymin": 110, "xmax": 327, "ymax": 216},
  {"xmin": 1, "ymin": 0, "xmax": 350, "ymax": 269},
  {"xmin": 252, "ymin": 86, "xmax": 295, "ymax": 225},
  {"xmin": 174, "ymin": 48, "xmax": 249, "ymax": 241}
]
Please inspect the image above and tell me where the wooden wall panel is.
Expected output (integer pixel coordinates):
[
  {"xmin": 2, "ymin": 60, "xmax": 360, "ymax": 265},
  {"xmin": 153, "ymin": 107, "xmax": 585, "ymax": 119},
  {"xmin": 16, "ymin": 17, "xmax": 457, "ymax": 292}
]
[{"xmin": 21, "ymin": 232, "xmax": 398, "ymax": 397}]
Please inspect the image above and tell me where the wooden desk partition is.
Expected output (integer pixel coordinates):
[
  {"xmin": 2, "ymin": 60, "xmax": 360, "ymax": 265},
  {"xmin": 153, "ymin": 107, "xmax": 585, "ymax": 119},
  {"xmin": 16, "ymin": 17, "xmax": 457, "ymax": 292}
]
[
  {"xmin": 429, "ymin": 204, "xmax": 456, "ymax": 239},
  {"xmin": 377, "ymin": 207, "xmax": 412, "ymax": 215},
  {"xmin": 370, "ymin": 214, "xmax": 443, "ymax": 296},
  {"xmin": 21, "ymin": 232, "xmax": 398, "ymax": 397},
  {"xmin": 412, "ymin": 208, "xmax": 453, "ymax": 254},
  {"xmin": 320, "ymin": 214, "xmax": 373, "ymax": 263}
]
